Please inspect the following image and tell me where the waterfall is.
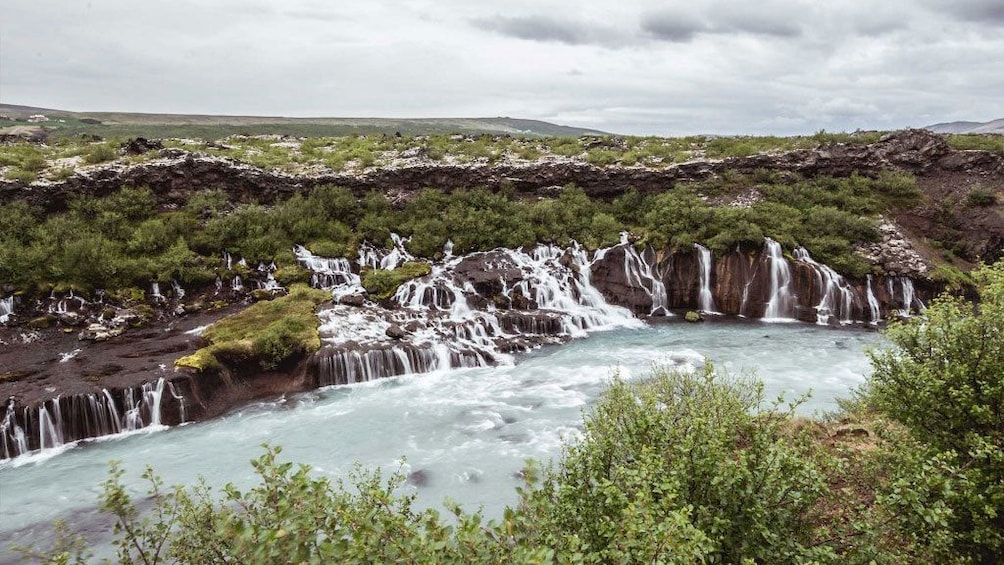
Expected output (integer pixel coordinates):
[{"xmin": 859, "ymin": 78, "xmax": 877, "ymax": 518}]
[
  {"xmin": 865, "ymin": 275, "xmax": 881, "ymax": 325},
  {"xmin": 0, "ymin": 378, "xmax": 173, "ymax": 460},
  {"xmin": 762, "ymin": 238, "xmax": 796, "ymax": 322},
  {"xmin": 295, "ymin": 245, "xmax": 364, "ymax": 298},
  {"xmin": 694, "ymin": 244, "xmax": 719, "ymax": 314},
  {"xmin": 618, "ymin": 243, "xmax": 670, "ymax": 316},
  {"xmin": 0, "ymin": 296, "xmax": 13, "ymax": 324},
  {"xmin": 151, "ymin": 282, "xmax": 165, "ymax": 302},
  {"xmin": 793, "ymin": 247, "xmax": 855, "ymax": 325},
  {"xmin": 232, "ymin": 275, "xmax": 243, "ymax": 292},
  {"xmin": 358, "ymin": 234, "xmax": 416, "ymax": 271},
  {"xmin": 171, "ymin": 279, "xmax": 185, "ymax": 300},
  {"xmin": 302, "ymin": 238, "xmax": 640, "ymax": 387},
  {"xmin": 886, "ymin": 277, "xmax": 926, "ymax": 317}
]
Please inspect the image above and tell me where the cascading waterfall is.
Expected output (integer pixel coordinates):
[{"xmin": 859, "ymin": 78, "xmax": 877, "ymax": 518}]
[
  {"xmin": 694, "ymin": 244, "xmax": 719, "ymax": 314},
  {"xmin": 616, "ymin": 238, "xmax": 670, "ymax": 316},
  {"xmin": 0, "ymin": 378, "xmax": 170, "ymax": 460},
  {"xmin": 0, "ymin": 295, "xmax": 14, "ymax": 324},
  {"xmin": 793, "ymin": 247, "xmax": 856, "ymax": 325},
  {"xmin": 886, "ymin": 277, "xmax": 926, "ymax": 317},
  {"xmin": 305, "ymin": 237, "xmax": 640, "ymax": 387},
  {"xmin": 762, "ymin": 238, "xmax": 797, "ymax": 321},
  {"xmin": 865, "ymin": 275, "xmax": 881, "ymax": 325}
]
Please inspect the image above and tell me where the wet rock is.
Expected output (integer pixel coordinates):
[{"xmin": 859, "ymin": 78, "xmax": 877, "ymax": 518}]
[
  {"xmin": 385, "ymin": 324, "xmax": 407, "ymax": 340},
  {"xmin": 407, "ymin": 469, "xmax": 430, "ymax": 487},
  {"xmin": 338, "ymin": 293, "xmax": 366, "ymax": 307}
]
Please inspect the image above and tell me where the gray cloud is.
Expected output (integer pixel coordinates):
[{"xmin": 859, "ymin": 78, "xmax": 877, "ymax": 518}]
[
  {"xmin": 473, "ymin": 15, "xmax": 619, "ymax": 46},
  {"xmin": 2, "ymin": 0, "xmax": 1002, "ymax": 135},
  {"xmin": 926, "ymin": 0, "xmax": 1004, "ymax": 23},
  {"xmin": 639, "ymin": 12, "xmax": 707, "ymax": 42}
]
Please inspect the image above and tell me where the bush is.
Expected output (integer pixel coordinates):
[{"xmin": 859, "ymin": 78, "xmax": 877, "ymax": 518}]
[
  {"xmin": 866, "ymin": 261, "xmax": 1004, "ymax": 561},
  {"xmin": 513, "ymin": 365, "xmax": 829, "ymax": 563},
  {"xmin": 966, "ymin": 184, "xmax": 996, "ymax": 207},
  {"xmin": 83, "ymin": 143, "xmax": 119, "ymax": 164}
]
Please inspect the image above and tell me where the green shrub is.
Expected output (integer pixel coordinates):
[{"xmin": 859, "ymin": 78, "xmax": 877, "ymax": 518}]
[
  {"xmin": 966, "ymin": 184, "xmax": 996, "ymax": 207},
  {"xmin": 83, "ymin": 143, "xmax": 119, "ymax": 164},
  {"xmin": 866, "ymin": 261, "xmax": 1004, "ymax": 561},
  {"xmin": 513, "ymin": 364, "xmax": 829, "ymax": 563}
]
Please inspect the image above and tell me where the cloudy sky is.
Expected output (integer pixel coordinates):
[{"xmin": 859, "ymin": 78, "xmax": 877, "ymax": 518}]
[{"xmin": 2, "ymin": 0, "xmax": 1003, "ymax": 135}]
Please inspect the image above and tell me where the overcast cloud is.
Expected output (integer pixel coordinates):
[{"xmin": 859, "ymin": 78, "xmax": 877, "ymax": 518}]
[{"xmin": 2, "ymin": 0, "xmax": 1002, "ymax": 135}]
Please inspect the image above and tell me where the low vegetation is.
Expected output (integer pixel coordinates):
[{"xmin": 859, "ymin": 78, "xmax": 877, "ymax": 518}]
[
  {"xmin": 20, "ymin": 262, "xmax": 1004, "ymax": 564},
  {"xmin": 175, "ymin": 284, "xmax": 330, "ymax": 372},
  {"xmin": 0, "ymin": 170, "xmax": 923, "ymax": 298}
]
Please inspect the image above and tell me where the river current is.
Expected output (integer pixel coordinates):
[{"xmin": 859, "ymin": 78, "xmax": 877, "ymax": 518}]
[{"xmin": 0, "ymin": 320, "xmax": 877, "ymax": 558}]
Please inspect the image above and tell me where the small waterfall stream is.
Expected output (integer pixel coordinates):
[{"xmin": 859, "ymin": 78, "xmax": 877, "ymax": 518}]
[
  {"xmin": 793, "ymin": 247, "xmax": 856, "ymax": 325},
  {"xmin": 865, "ymin": 275, "xmax": 881, "ymax": 325},
  {"xmin": 762, "ymin": 238, "xmax": 796, "ymax": 321},
  {"xmin": 694, "ymin": 244, "xmax": 719, "ymax": 314},
  {"xmin": 0, "ymin": 296, "xmax": 14, "ymax": 324}
]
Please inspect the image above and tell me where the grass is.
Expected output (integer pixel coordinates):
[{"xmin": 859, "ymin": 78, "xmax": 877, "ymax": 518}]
[{"xmin": 175, "ymin": 285, "xmax": 330, "ymax": 372}]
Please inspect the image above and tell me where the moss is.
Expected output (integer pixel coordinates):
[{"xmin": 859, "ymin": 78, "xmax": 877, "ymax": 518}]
[
  {"xmin": 361, "ymin": 262, "xmax": 431, "ymax": 299},
  {"xmin": 685, "ymin": 311, "xmax": 703, "ymax": 323},
  {"xmin": 274, "ymin": 265, "xmax": 310, "ymax": 287},
  {"xmin": 175, "ymin": 284, "xmax": 330, "ymax": 372}
]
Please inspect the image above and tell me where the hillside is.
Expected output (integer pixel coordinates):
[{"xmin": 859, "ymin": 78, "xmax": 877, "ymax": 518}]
[
  {"xmin": 926, "ymin": 117, "xmax": 1004, "ymax": 135},
  {"xmin": 0, "ymin": 103, "xmax": 608, "ymax": 139}
]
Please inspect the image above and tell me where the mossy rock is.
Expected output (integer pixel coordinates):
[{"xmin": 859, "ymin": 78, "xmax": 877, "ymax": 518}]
[
  {"xmin": 685, "ymin": 311, "xmax": 703, "ymax": 323},
  {"xmin": 274, "ymin": 265, "xmax": 310, "ymax": 286},
  {"xmin": 176, "ymin": 284, "xmax": 330, "ymax": 373},
  {"xmin": 361, "ymin": 262, "xmax": 431, "ymax": 300}
]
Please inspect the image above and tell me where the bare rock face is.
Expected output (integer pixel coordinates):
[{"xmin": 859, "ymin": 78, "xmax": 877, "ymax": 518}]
[
  {"xmin": 856, "ymin": 219, "xmax": 932, "ymax": 277},
  {"xmin": 589, "ymin": 245, "xmax": 659, "ymax": 314}
]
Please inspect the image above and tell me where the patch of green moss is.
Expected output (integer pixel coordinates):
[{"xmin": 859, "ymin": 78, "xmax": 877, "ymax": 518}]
[
  {"xmin": 361, "ymin": 262, "xmax": 431, "ymax": 299},
  {"xmin": 175, "ymin": 284, "xmax": 330, "ymax": 372}
]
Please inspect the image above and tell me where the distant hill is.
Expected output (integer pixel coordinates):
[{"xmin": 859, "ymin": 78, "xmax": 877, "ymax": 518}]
[
  {"xmin": 0, "ymin": 103, "xmax": 610, "ymax": 139},
  {"xmin": 926, "ymin": 118, "xmax": 1004, "ymax": 135}
]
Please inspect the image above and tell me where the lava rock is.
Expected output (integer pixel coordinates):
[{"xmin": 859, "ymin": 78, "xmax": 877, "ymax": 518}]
[{"xmin": 385, "ymin": 324, "xmax": 408, "ymax": 340}]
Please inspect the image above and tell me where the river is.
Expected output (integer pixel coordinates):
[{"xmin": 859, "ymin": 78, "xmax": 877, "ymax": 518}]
[{"xmin": 0, "ymin": 319, "xmax": 878, "ymax": 560}]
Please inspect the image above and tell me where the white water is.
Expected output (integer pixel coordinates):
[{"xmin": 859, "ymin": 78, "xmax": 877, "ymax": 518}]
[
  {"xmin": 0, "ymin": 296, "xmax": 13, "ymax": 324},
  {"xmin": 312, "ymin": 241, "xmax": 642, "ymax": 386},
  {"xmin": 694, "ymin": 244, "xmax": 719, "ymax": 314},
  {"xmin": 866, "ymin": 275, "xmax": 881, "ymax": 325},
  {"xmin": 616, "ymin": 242, "xmax": 670, "ymax": 316},
  {"xmin": 886, "ymin": 277, "xmax": 926, "ymax": 317},
  {"xmin": 0, "ymin": 321, "xmax": 877, "ymax": 556},
  {"xmin": 793, "ymin": 247, "xmax": 856, "ymax": 326},
  {"xmin": 762, "ymin": 238, "xmax": 796, "ymax": 321}
]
